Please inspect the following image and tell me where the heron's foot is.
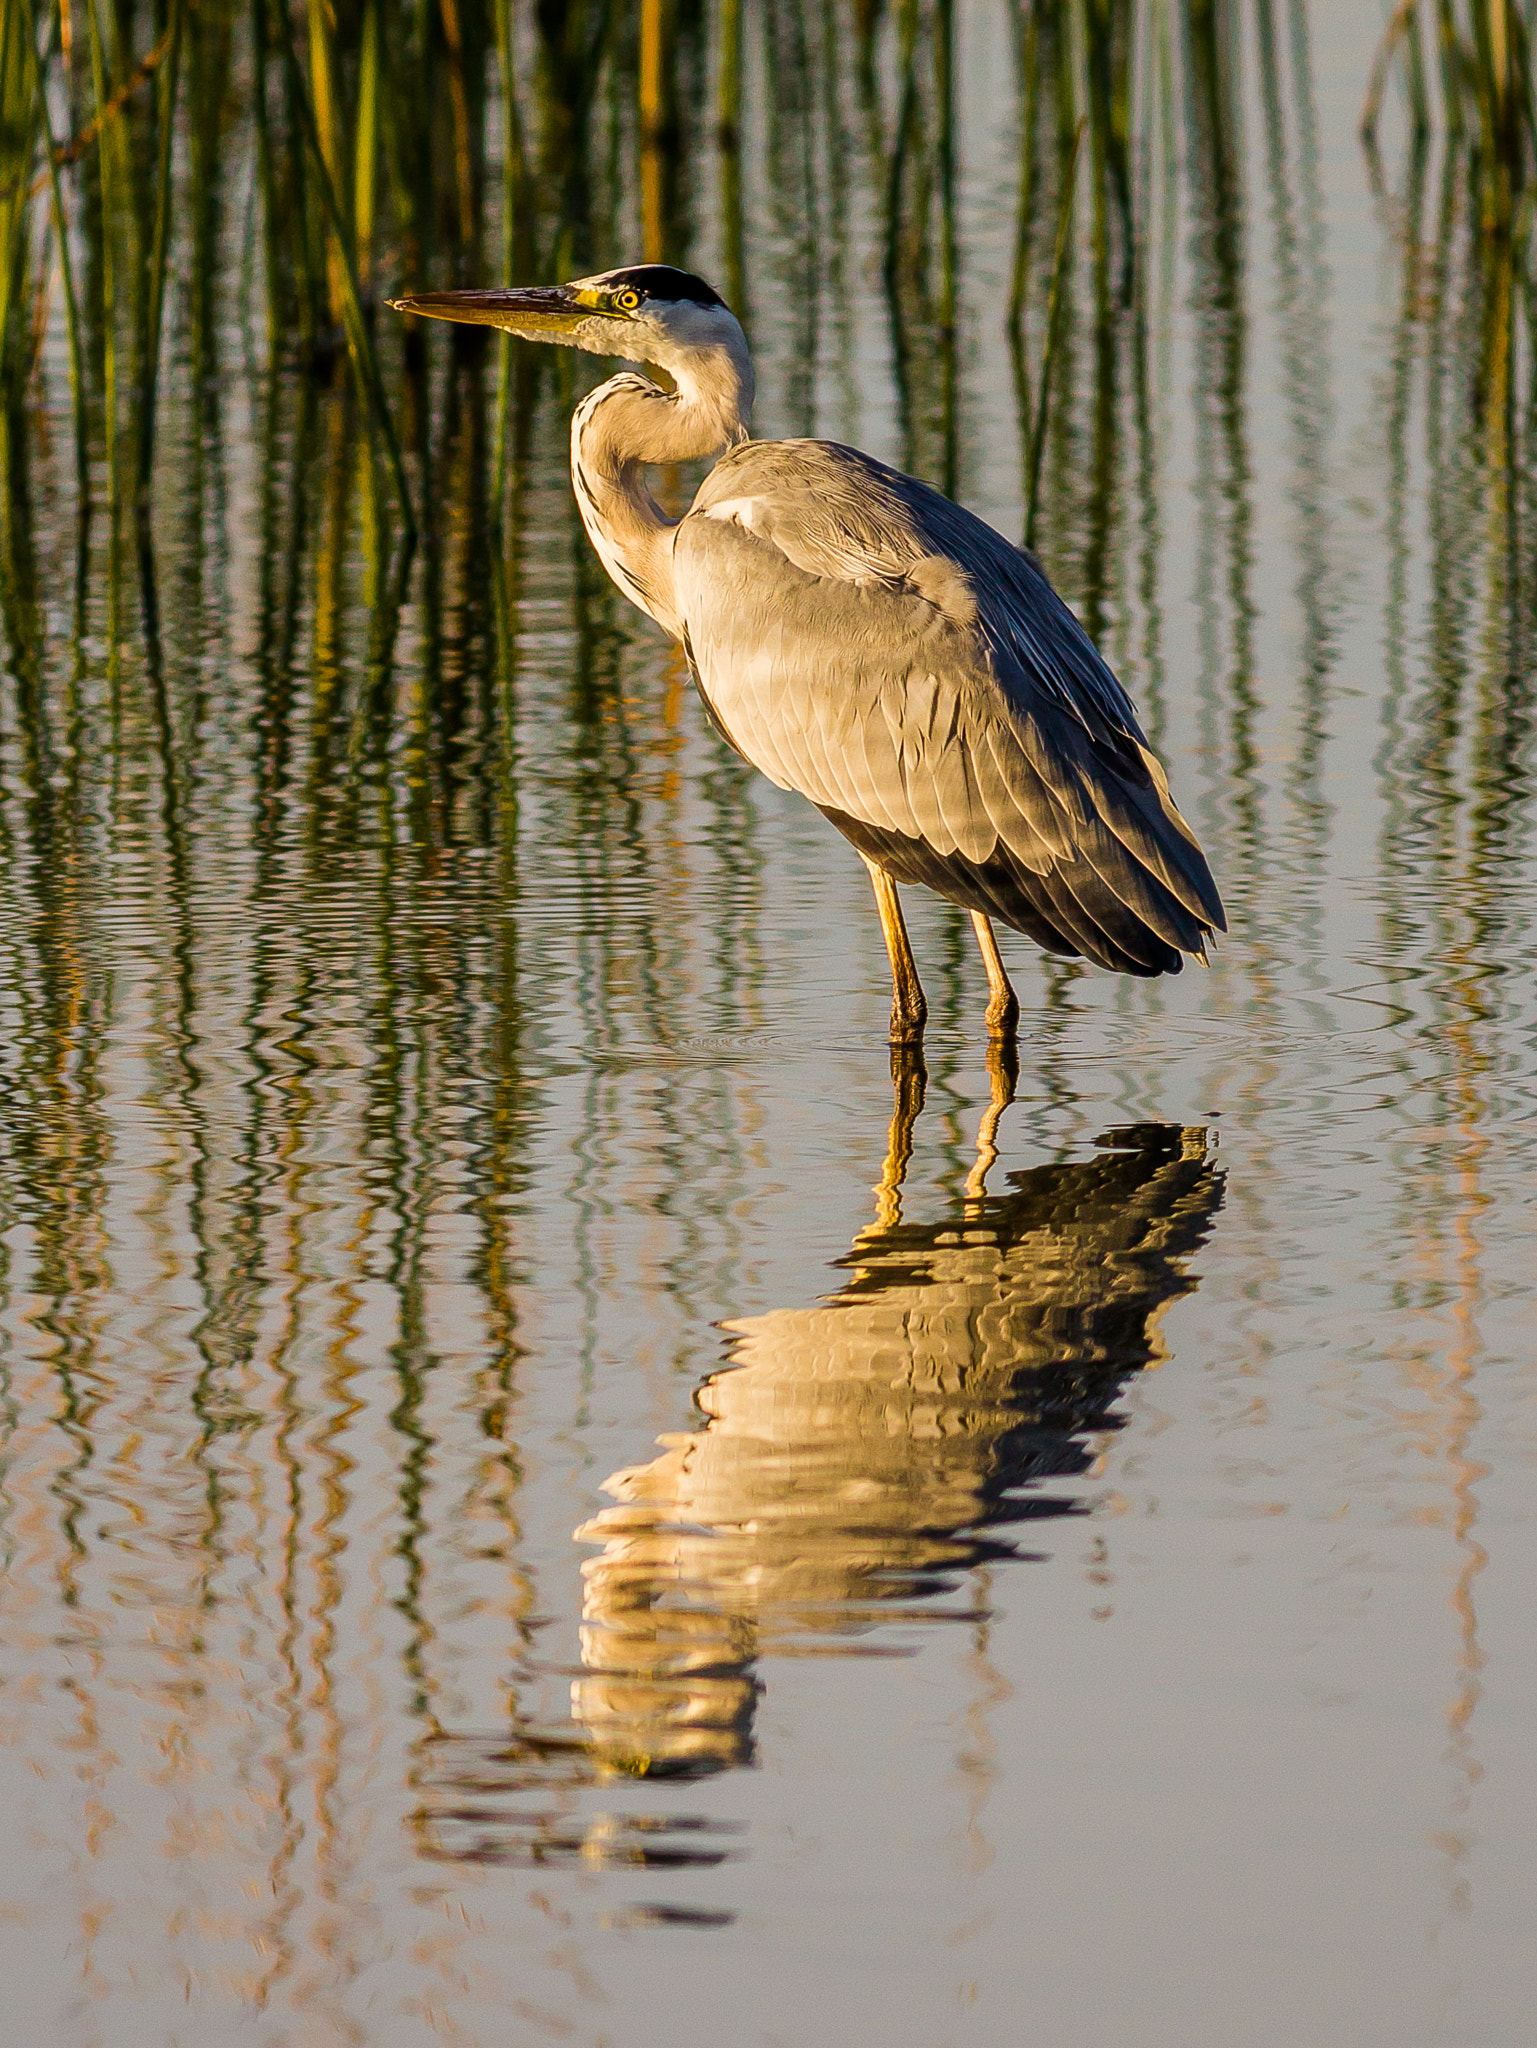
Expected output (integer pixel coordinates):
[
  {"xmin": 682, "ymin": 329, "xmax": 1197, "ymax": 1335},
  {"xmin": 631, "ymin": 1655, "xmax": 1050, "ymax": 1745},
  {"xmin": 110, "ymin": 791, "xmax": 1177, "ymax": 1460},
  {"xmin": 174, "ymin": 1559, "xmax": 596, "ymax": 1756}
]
[
  {"xmin": 983, "ymin": 987, "xmax": 1020, "ymax": 1038},
  {"xmin": 970, "ymin": 911, "xmax": 1019, "ymax": 1045},
  {"xmin": 886, "ymin": 936, "xmax": 928, "ymax": 1044},
  {"xmin": 888, "ymin": 997, "xmax": 927, "ymax": 1047}
]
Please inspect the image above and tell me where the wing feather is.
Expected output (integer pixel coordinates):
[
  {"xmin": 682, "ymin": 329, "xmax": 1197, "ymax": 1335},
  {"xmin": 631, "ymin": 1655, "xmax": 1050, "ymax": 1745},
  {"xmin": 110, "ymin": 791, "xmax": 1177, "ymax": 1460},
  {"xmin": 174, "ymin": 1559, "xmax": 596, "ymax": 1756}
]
[
  {"xmin": 673, "ymin": 442, "xmax": 1223, "ymax": 974},
  {"xmin": 847, "ymin": 700, "xmax": 914, "ymax": 836},
  {"xmin": 936, "ymin": 728, "xmax": 995, "ymax": 866},
  {"xmin": 980, "ymin": 724, "xmax": 1064, "ymax": 870},
  {"xmin": 803, "ymin": 685, "xmax": 869, "ymax": 821},
  {"xmin": 1068, "ymin": 809, "xmax": 1207, "ymax": 952},
  {"xmin": 729, "ymin": 653, "xmax": 795, "ymax": 790},
  {"xmin": 972, "ymin": 731, "xmax": 1052, "ymax": 874},
  {"xmin": 899, "ymin": 676, "xmax": 961, "ymax": 856}
]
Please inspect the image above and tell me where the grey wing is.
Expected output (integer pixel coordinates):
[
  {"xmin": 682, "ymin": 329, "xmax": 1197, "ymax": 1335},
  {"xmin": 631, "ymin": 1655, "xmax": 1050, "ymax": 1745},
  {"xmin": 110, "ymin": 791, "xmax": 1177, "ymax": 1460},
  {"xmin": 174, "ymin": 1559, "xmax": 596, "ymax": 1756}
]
[{"xmin": 674, "ymin": 441, "xmax": 1224, "ymax": 977}]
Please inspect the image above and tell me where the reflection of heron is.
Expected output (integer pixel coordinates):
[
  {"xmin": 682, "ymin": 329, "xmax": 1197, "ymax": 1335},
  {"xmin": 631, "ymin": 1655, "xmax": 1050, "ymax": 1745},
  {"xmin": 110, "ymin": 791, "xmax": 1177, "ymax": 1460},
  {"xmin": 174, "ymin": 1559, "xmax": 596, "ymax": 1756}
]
[
  {"xmin": 391, "ymin": 266, "xmax": 1224, "ymax": 1042},
  {"xmin": 567, "ymin": 1058, "xmax": 1224, "ymax": 1779}
]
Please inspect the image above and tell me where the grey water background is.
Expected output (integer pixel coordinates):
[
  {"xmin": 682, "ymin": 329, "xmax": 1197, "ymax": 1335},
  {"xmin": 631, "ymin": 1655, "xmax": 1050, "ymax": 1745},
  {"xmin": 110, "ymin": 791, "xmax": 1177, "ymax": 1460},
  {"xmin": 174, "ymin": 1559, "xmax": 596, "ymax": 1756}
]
[{"xmin": 3, "ymin": 4, "xmax": 1537, "ymax": 2045}]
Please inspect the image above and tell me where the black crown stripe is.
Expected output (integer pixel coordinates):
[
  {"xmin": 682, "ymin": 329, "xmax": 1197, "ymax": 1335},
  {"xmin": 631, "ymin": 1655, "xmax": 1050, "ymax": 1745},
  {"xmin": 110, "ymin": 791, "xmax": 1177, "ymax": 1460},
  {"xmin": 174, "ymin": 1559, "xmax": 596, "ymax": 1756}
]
[{"xmin": 602, "ymin": 265, "xmax": 726, "ymax": 310}]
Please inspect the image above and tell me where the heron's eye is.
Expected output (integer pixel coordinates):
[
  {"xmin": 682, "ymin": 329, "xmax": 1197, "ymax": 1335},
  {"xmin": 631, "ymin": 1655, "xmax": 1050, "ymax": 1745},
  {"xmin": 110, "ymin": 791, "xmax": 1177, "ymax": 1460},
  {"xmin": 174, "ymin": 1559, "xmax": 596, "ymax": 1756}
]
[{"xmin": 614, "ymin": 289, "xmax": 641, "ymax": 311}]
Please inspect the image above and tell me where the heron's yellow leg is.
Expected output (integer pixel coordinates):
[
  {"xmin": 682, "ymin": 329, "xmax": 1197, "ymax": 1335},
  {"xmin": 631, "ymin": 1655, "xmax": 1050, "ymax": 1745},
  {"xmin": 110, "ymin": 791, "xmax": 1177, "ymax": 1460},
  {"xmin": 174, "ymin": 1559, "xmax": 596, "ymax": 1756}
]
[
  {"xmin": 965, "ymin": 1032, "xmax": 1019, "ymax": 1204},
  {"xmin": 861, "ymin": 856, "xmax": 927, "ymax": 1045},
  {"xmin": 970, "ymin": 910, "xmax": 1019, "ymax": 1038}
]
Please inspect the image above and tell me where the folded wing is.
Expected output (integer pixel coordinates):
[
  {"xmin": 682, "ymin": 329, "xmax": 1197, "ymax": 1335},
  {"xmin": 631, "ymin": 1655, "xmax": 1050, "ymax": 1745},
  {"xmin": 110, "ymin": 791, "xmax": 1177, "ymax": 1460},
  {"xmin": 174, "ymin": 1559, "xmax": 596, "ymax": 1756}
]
[{"xmin": 673, "ymin": 440, "xmax": 1224, "ymax": 977}]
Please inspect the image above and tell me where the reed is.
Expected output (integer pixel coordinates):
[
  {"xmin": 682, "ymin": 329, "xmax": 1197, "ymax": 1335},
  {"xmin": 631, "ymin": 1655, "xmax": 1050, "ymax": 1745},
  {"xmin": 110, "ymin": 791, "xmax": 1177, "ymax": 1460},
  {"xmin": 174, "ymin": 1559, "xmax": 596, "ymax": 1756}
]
[
  {"xmin": 639, "ymin": 0, "xmax": 675, "ymax": 262},
  {"xmin": 82, "ymin": 0, "xmax": 121, "ymax": 532},
  {"xmin": 1365, "ymin": 2, "xmax": 1534, "ymax": 204},
  {"xmin": 276, "ymin": 16, "xmax": 417, "ymax": 540},
  {"xmin": 40, "ymin": 15, "xmax": 89, "ymax": 512},
  {"xmin": 2, "ymin": 1, "xmax": 1170, "ymax": 587},
  {"xmin": 1025, "ymin": 114, "xmax": 1086, "ymax": 549},
  {"xmin": 0, "ymin": 0, "xmax": 40, "ymax": 432},
  {"xmin": 0, "ymin": 0, "xmax": 1527, "ymax": 738},
  {"xmin": 136, "ymin": 0, "xmax": 182, "ymax": 508},
  {"xmin": 1363, "ymin": 0, "xmax": 1537, "ymax": 655},
  {"xmin": 716, "ymin": 0, "xmax": 743, "ymax": 314}
]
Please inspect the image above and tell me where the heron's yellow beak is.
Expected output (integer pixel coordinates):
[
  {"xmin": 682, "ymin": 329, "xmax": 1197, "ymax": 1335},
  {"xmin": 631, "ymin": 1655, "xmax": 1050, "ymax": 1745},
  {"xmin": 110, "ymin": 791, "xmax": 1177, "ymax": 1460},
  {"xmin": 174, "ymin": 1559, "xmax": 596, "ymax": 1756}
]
[{"xmin": 388, "ymin": 285, "xmax": 617, "ymax": 338}]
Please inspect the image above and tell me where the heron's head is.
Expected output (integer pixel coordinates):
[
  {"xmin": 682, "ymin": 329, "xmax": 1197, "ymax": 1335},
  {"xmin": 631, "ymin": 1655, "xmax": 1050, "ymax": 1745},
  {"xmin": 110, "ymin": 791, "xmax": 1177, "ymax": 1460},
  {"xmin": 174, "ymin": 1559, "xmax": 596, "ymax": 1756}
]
[{"xmin": 390, "ymin": 264, "xmax": 747, "ymax": 380}]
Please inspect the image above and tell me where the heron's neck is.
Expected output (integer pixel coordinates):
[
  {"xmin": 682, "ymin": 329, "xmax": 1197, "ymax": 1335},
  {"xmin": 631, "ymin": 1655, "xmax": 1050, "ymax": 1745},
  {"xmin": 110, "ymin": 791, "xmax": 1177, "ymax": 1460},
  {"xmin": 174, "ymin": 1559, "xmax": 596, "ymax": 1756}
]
[{"xmin": 569, "ymin": 342, "xmax": 753, "ymax": 638}]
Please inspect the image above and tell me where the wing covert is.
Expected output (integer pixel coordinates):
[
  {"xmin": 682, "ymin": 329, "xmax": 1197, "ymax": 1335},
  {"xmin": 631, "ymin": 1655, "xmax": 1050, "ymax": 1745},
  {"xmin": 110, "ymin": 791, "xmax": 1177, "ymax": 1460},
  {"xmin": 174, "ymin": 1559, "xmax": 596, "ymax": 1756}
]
[{"xmin": 673, "ymin": 441, "xmax": 1224, "ymax": 973}]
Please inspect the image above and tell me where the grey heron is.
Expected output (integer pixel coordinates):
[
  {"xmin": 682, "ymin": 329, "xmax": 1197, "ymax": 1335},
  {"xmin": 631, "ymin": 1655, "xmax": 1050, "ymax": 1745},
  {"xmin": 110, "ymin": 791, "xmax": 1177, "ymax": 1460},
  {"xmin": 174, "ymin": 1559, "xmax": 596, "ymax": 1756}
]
[{"xmin": 391, "ymin": 265, "xmax": 1225, "ymax": 1043}]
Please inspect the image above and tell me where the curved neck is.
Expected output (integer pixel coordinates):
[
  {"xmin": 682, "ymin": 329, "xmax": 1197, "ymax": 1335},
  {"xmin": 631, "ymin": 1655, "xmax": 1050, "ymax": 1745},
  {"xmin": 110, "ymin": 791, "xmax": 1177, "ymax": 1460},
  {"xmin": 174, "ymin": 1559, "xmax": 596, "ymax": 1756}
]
[{"xmin": 569, "ymin": 342, "xmax": 753, "ymax": 638}]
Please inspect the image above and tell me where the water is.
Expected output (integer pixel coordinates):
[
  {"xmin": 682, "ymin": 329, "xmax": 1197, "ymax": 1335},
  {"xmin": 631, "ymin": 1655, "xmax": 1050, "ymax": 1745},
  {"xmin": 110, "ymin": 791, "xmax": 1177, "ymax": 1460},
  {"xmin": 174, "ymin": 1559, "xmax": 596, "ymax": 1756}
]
[{"xmin": 2, "ymin": 5, "xmax": 1536, "ymax": 2044}]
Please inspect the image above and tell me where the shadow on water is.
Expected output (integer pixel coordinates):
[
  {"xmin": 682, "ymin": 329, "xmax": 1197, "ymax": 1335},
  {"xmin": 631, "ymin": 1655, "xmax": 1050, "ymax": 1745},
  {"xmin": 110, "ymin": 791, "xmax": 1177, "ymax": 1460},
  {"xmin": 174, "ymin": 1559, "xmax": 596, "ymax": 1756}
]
[{"xmin": 414, "ymin": 1093, "xmax": 1221, "ymax": 1871}]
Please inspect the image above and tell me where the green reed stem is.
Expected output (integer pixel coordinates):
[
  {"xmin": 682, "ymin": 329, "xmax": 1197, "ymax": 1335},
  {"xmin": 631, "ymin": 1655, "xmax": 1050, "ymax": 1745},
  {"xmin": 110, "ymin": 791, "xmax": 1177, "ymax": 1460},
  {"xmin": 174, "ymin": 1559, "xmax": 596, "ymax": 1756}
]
[
  {"xmin": 138, "ymin": 0, "xmax": 184, "ymax": 510},
  {"xmin": 881, "ymin": 0, "xmax": 922, "ymax": 457},
  {"xmin": 490, "ymin": 0, "xmax": 524, "ymax": 522},
  {"xmin": 39, "ymin": 7, "xmax": 89, "ymax": 509},
  {"xmin": 306, "ymin": 0, "xmax": 346, "ymax": 324},
  {"xmin": 354, "ymin": 0, "xmax": 379, "ymax": 289},
  {"xmin": 0, "ymin": 0, "xmax": 39, "ymax": 415},
  {"xmin": 936, "ymin": 0, "xmax": 957, "ymax": 496},
  {"xmin": 249, "ymin": 0, "xmax": 286, "ymax": 363},
  {"xmin": 1109, "ymin": 0, "xmax": 1136, "ymax": 278},
  {"xmin": 84, "ymin": 0, "xmax": 120, "ymax": 545},
  {"xmin": 1086, "ymin": 0, "xmax": 1113, "ymax": 318},
  {"xmin": 718, "ymin": 0, "xmax": 744, "ymax": 318},
  {"xmin": 1362, "ymin": 0, "xmax": 1421, "ymax": 144},
  {"xmin": 1435, "ymin": 0, "xmax": 1467, "ymax": 141},
  {"xmin": 1403, "ymin": 0, "xmax": 1431, "ymax": 137},
  {"xmin": 278, "ymin": 16, "xmax": 417, "ymax": 542},
  {"xmin": 1025, "ymin": 113, "xmax": 1085, "ymax": 550},
  {"xmin": 1008, "ymin": 2, "xmax": 1041, "ymax": 410}
]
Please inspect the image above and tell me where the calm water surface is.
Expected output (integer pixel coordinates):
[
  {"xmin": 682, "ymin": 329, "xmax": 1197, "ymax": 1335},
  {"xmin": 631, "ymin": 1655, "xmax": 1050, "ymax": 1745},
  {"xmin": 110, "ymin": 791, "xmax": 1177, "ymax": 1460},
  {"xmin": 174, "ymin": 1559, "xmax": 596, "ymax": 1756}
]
[{"xmin": 2, "ymin": 7, "xmax": 1536, "ymax": 2045}]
